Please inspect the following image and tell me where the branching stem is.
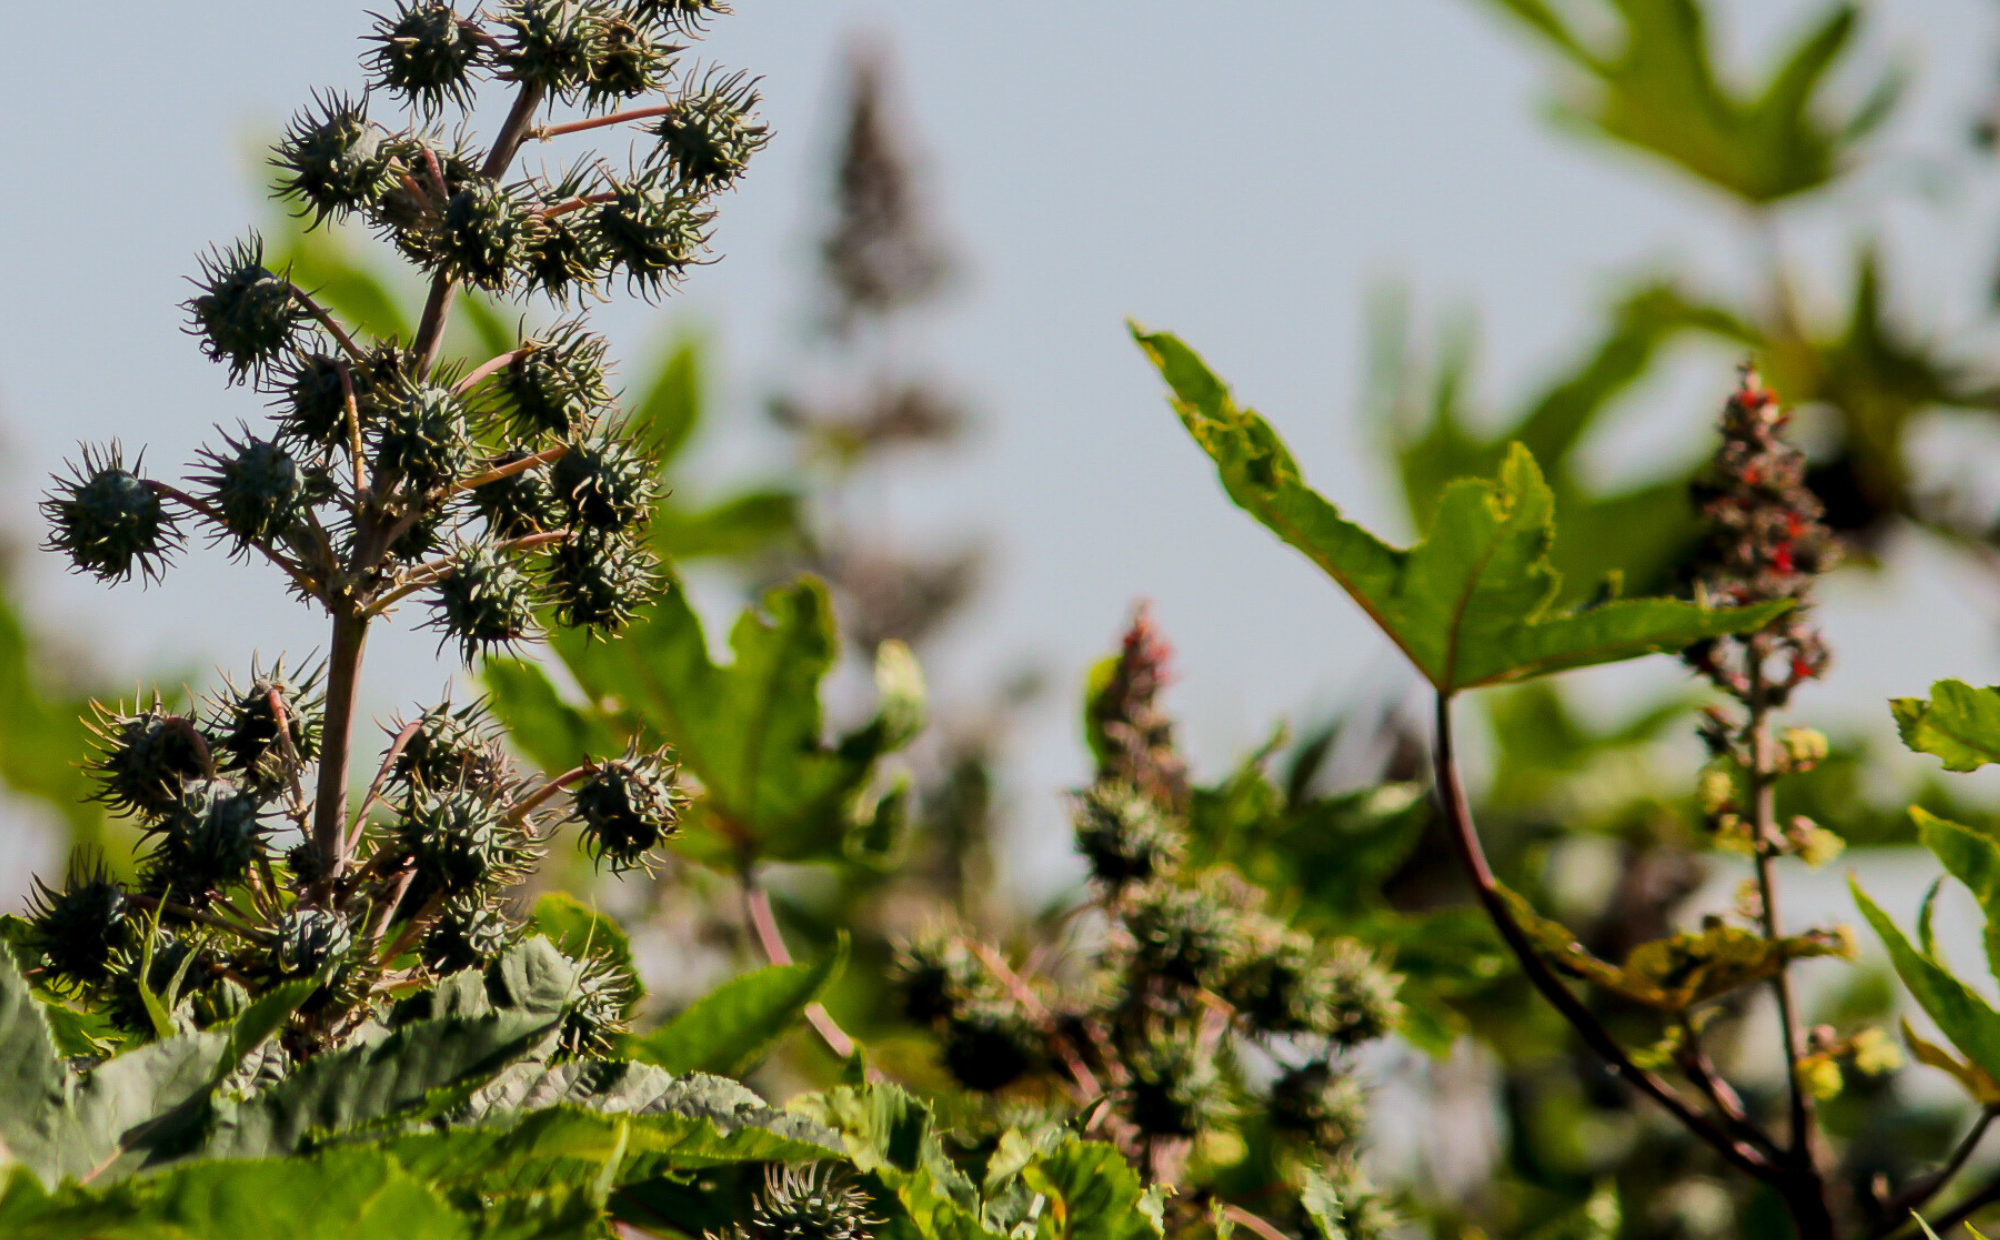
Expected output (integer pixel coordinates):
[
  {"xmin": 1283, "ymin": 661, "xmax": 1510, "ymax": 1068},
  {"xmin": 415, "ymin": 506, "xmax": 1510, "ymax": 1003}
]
[
  {"xmin": 535, "ymin": 104, "xmax": 669, "ymax": 140},
  {"xmin": 1430, "ymin": 693, "xmax": 1770, "ymax": 1180}
]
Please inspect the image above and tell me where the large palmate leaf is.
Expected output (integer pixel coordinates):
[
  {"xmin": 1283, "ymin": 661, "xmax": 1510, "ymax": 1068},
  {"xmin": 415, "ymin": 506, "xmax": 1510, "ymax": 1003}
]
[
  {"xmin": 1382, "ymin": 282, "xmax": 1753, "ymax": 602},
  {"xmin": 1853, "ymin": 879, "xmax": 2000, "ymax": 1084},
  {"xmin": 486, "ymin": 579, "xmax": 924, "ymax": 866},
  {"xmin": 634, "ymin": 941, "xmax": 847, "ymax": 1076},
  {"xmin": 1469, "ymin": 0, "xmax": 1897, "ymax": 203},
  {"xmin": 1136, "ymin": 327, "xmax": 1786, "ymax": 696},
  {"xmin": 1893, "ymin": 681, "xmax": 2000, "ymax": 773}
]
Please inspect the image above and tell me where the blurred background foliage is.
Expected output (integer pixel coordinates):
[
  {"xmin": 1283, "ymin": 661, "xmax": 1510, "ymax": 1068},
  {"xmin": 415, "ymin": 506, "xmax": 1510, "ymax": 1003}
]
[{"xmin": 7, "ymin": 1, "xmax": 2000, "ymax": 1236}]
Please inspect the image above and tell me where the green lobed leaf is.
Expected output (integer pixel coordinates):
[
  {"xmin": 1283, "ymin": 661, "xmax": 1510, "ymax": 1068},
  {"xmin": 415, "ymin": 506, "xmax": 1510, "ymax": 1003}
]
[
  {"xmin": 633, "ymin": 938, "xmax": 847, "ymax": 1076},
  {"xmin": 1893, "ymin": 681, "xmax": 2000, "ymax": 772},
  {"xmin": 492, "ymin": 579, "xmax": 924, "ymax": 866},
  {"xmin": 1852, "ymin": 877, "xmax": 2000, "ymax": 1083},
  {"xmin": 1469, "ymin": 0, "xmax": 1891, "ymax": 203},
  {"xmin": 1018, "ymin": 1138, "xmax": 1164, "ymax": 1240},
  {"xmin": 1135, "ymin": 326, "xmax": 1788, "ymax": 696},
  {"xmin": 1914, "ymin": 808, "xmax": 2000, "ymax": 983}
]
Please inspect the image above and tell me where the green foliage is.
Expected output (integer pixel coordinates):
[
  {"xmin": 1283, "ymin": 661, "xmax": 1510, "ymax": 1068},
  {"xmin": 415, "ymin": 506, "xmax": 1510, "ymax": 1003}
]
[
  {"xmin": 1893, "ymin": 681, "xmax": 2000, "ymax": 773},
  {"xmin": 486, "ymin": 579, "xmax": 924, "ymax": 867},
  {"xmin": 635, "ymin": 943, "xmax": 847, "ymax": 1076},
  {"xmin": 1467, "ymin": 0, "xmax": 1897, "ymax": 203},
  {"xmin": 1136, "ymin": 326, "xmax": 1784, "ymax": 695}
]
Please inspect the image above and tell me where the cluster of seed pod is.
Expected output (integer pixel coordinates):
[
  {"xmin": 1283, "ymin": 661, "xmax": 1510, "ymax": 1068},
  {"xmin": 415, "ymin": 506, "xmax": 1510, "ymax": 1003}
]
[
  {"xmin": 25, "ymin": 0, "xmax": 755, "ymax": 1056},
  {"xmin": 889, "ymin": 614, "xmax": 1400, "ymax": 1202}
]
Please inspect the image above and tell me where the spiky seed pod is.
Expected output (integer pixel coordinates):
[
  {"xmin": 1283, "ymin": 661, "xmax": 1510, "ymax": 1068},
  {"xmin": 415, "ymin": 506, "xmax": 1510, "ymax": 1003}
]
[
  {"xmin": 1223, "ymin": 929, "xmax": 1403, "ymax": 1045},
  {"xmin": 585, "ymin": 17, "xmax": 675, "ymax": 110},
  {"xmin": 390, "ymin": 700, "xmax": 509, "ymax": 792},
  {"xmin": 1120, "ymin": 881, "xmax": 1240, "ymax": 990},
  {"xmin": 470, "ymin": 451, "xmax": 558, "ymax": 537},
  {"xmin": 594, "ymin": 172, "xmax": 711, "ymax": 298},
  {"xmin": 207, "ymin": 661, "xmax": 324, "ymax": 792},
  {"xmin": 435, "ymin": 180, "xmax": 545, "ymax": 292},
  {"xmin": 888, "ymin": 926, "xmax": 981, "ymax": 1026},
  {"xmin": 744, "ymin": 1165, "xmax": 878, "ymax": 1240},
  {"xmin": 372, "ymin": 384, "xmax": 470, "ymax": 493},
  {"xmin": 941, "ymin": 997, "xmax": 1042, "ymax": 1092},
  {"xmin": 569, "ymin": 744, "xmax": 686, "ymax": 873},
  {"xmin": 1267, "ymin": 1061, "xmax": 1365, "ymax": 1154},
  {"xmin": 493, "ymin": 0, "xmax": 597, "ymax": 97},
  {"xmin": 272, "ymin": 91, "xmax": 392, "ymax": 226},
  {"xmin": 388, "ymin": 504, "xmax": 455, "ymax": 560},
  {"xmin": 550, "ymin": 429, "xmax": 654, "ymax": 531},
  {"xmin": 372, "ymin": 134, "xmax": 481, "ymax": 262},
  {"xmin": 25, "ymin": 856, "xmax": 128, "ymax": 988},
  {"xmin": 366, "ymin": 0, "xmax": 487, "ymax": 115},
  {"xmin": 103, "ymin": 933, "xmax": 214, "ymax": 1034},
  {"xmin": 420, "ymin": 895, "xmax": 518, "ymax": 974},
  {"xmin": 287, "ymin": 838, "xmax": 334, "ymax": 887},
  {"xmin": 556, "ymin": 949, "xmax": 636, "ymax": 1058},
  {"xmin": 1126, "ymin": 1038, "xmax": 1231, "ymax": 1138},
  {"xmin": 544, "ymin": 530, "xmax": 658, "ymax": 634},
  {"xmin": 194, "ymin": 430, "xmax": 317, "ymax": 553},
  {"xmin": 271, "ymin": 353, "xmax": 351, "ymax": 451},
  {"xmin": 185, "ymin": 237, "xmax": 307, "ymax": 384},
  {"xmin": 521, "ymin": 163, "xmax": 609, "ymax": 302},
  {"xmin": 649, "ymin": 71, "xmax": 769, "ymax": 191},
  {"xmin": 144, "ymin": 781, "xmax": 271, "ymax": 905},
  {"xmin": 86, "ymin": 698, "xmax": 211, "ymax": 818},
  {"xmin": 620, "ymin": 0, "xmax": 729, "ymax": 35},
  {"xmin": 394, "ymin": 787, "xmax": 536, "ymax": 899},
  {"xmin": 267, "ymin": 908, "xmax": 355, "ymax": 979},
  {"xmin": 427, "ymin": 543, "xmax": 540, "ymax": 659},
  {"xmin": 1072, "ymin": 782, "xmax": 1182, "ymax": 890},
  {"xmin": 43, "ymin": 445, "xmax": 180, "ymax": 584},
  {"xmin": 498, "ymin": 322, "xmax": 612, "ymax": 436}
]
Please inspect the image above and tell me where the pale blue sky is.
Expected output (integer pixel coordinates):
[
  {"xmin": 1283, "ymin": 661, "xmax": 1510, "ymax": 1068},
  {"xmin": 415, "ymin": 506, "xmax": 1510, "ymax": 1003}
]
[{"xmin": 4, "ymin": 0, "xmax": 2000, "ymax": 900}]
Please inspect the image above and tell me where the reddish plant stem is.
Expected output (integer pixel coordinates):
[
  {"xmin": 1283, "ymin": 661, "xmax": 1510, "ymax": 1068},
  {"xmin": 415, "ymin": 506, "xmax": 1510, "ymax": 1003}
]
[
  {"xmin": 453, "ymin": 347, "xmax": 528, "ymax": 395},
  {"xmin": 146, "ymin": 482, "xmax": 321, "ymax": 602},
  {"xmin": 739, "ymin": 876, "xmax": 857, "ymax": 1060},
  {"xmin": 965, "ymin": 940, "xmax": 1103, "ymax": 1102},
  {"xmin": 1430, "ymin": 693, "xmax": 1771, "ymax": 1181},
  {"xmin": 536, "ymin": 104, "xmax": 668, "ymax": 140},
  {"xmin": 349, "ymin": 719, "xmax": 426, "ymax": 855},
  {"xmin": 1871, "ymin": 1108, "xmax": 1999, "ymax": 1239},
  {"xmin": 308, "ymin": 609, "xmax": 369, "ymax": 893}
]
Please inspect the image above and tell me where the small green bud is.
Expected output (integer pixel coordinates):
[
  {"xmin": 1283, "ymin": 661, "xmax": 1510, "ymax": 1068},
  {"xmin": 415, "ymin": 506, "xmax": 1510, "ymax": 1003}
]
[
  {"xmin": 1781, "ymin": 727, "xmax": 1829, "ymax": 772},
  {"xmin": 1072, "ymin": 782, "xmax": 1182, "ymax": 889},
  {"xmin": 941, "ymin": 996, "xmax": 1041, "ymax": 1092},
  {"xmin": 1126, "ymin": 1037, "xmax": 1230, "ymax": 1137},
  {"xmin": 206, "ymin": 660, "xmax": 324, "ymax": 792},
  {"xmin": 555, "ymin": 947, "xmax": 635, "ymax": 1058}
]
